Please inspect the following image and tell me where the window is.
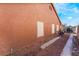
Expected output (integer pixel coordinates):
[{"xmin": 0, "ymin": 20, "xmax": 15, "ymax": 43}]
[
  {"xmin": 56, "ymin": 25, "xmax": 59, "ymax": 31},
  {"xmin": 52, "ymin": 24, "xmax": 55, "ymax": 34},
  {"xmin": 37, "ymin": 21, "xmax": 44, "ymax": 37}
]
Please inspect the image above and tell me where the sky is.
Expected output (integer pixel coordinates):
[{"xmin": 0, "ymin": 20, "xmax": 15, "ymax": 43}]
[{"xmin": 54, "ymin": 3, "xmax": 79, "ymax": 26}]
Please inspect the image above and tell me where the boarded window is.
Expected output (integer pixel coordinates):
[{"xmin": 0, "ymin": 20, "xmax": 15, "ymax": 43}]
[
  {"xmin": 37, "ymin": 21, "xmax": 44, "ymax": 37},
  {"xmin": 56, "ymin": 25, "xmax": 59, "ymax": 31},
  {"xmin": 52, "ymin": 24, "xmax": 55, "ymax": 34}
]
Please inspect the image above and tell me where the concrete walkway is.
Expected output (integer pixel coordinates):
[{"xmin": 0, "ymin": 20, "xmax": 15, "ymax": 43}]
[
  {"xmin": 60, "ymin": 34, "xmax": 74, "ymax": 56},
  {"xmin": 40, "ymin": 36, "xmax": 60, "ymax": 49}
]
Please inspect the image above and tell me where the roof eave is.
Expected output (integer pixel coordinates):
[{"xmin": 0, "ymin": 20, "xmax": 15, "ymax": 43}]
[{"xmin": 51, "ymin": 3, "xmax": 62, "ymax": 25}]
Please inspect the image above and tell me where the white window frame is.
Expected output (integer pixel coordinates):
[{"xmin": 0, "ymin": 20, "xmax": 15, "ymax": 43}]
[
  {"xmin": 56, "ymin": 25, "xmax": 59, "ymax": 31},
  {"xmin": 37, "ymin": 21, "xmax": 44, "ymax": 37},
  {"xmin": 52, "ymin": 24, "xmax": 55, "ymax": 34}
]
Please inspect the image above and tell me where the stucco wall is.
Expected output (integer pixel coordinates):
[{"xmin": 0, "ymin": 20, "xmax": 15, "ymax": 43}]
[
  {"xmin": 0, "ymin": 4, "xmax": 61, "ymax": 55},
  {"xmin": 77, "ymin": 26, "xmax": 79, "ymax": 39}
]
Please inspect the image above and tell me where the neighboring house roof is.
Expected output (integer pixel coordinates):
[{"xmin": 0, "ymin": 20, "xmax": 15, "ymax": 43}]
[{"xmin": 51, "ymin": 3, "xmax": 62, "ymax": 25}]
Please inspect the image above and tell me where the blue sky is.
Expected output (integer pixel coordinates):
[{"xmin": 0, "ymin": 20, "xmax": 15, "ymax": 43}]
[{"xmin": 54, "ymin": 3, "xmax": 79, "ymax": 26}]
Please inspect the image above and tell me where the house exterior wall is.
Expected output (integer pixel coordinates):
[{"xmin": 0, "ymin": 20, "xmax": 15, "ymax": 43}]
[
  {"xmin": 77, "ymin": 26, "xmax": 79, "ymax": 39},
  {"xmin": 0, "ymin": 4, "xmax": 61, "ymax": 55}
]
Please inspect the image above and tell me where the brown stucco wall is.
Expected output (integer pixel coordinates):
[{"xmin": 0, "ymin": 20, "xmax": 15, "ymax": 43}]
[{"xmin": 0, "ymin": 4, "xmax": 61, "ymax": 55}]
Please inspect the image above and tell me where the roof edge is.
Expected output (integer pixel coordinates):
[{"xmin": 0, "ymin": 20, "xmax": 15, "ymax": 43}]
[{"xmin": 51, "ymin": 3, "xmax": 62, "ymax": 25}]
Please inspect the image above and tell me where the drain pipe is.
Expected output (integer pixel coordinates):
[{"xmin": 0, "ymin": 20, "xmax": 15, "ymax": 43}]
[{"xmin": 60, "ymin": 34, "xmax": 74, "ymax": 56}]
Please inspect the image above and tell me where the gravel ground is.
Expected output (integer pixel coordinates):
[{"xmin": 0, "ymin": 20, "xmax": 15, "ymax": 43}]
[
  {"xmin": 20, "ymin": 33, "xmax": 69, "ymax": 56},
  {"xmin": 72, "ymin": 36, "xmax": 79, "ymax": 56},
  {"xmin": 36, "ymin": 33, "xmax": 69, "ymax": 56}
]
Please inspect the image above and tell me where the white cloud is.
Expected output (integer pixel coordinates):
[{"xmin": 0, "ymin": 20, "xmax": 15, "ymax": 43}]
[
  {"xmin": 54, "ymin": 3, "xmax": 73, "ymax": 16},
  {"xmin": 67, "ymin": 16, "xmax": 72, "ymax": 19},
  {"xmin": 54, "ymin": 3, "xmax": 79, "ymax": 26},
  {"xmin": 73, "ymin": 7, "xmax": 79, "ymax": 13},
  {"xmin": 54, "ymin": 3, "xmax": 67, "ymax": 12},
  {"xmin": 64, "ymin": 16, "xmax": 79, "ymax": 26}
]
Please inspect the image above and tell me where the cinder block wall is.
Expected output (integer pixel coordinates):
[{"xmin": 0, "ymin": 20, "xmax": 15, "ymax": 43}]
[{"xmin": 0, "ymin": 4, "xmax": 61, "ymax": 55}]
